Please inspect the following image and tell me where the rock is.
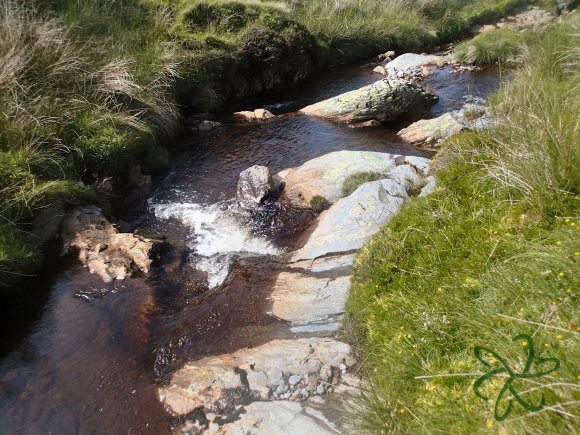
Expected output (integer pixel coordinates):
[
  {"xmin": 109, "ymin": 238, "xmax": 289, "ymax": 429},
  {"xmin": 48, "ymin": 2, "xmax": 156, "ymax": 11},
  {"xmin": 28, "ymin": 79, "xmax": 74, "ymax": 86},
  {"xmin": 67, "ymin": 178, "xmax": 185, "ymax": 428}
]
[
  {"xmin": 276, "ymin": 150, "xmax": 400, "ymax": 209},
  {"xmin": 389, "ymin": 164, "xmax": 424, "ymax": 192},
  {"xmin": 236, "ymin": 165, "xmax": 274, "ymax": 210},
  {"xmin": 398, "ymin": 156, "xmax": 431, "ymax": 175},
  {"xmin": 339, "ymin": 364, "xmax": 347, "ymax": 371},
  {"xmin": 61, "ymin": 206, "xmax": 152, "ymax": 282},
  {"xmin": 24, "ymin": 200, "xmax": 66, "ymax": 247},
  {"xmin": 216, "ymin": 401, "xmax": 336, "ymax": 434},
  {"xmin": 271, "ymin": 273, "xmax": 351, "ymax": 325},
  {"xmin": 378, "ymin": 50, "xmax": 395, "ymax": 61},
  {"xmin": 289, "ymin": 253, "xmax": 356, "ymax": 274},
  {"xmin": 198, "ymin": 120, "xmax": 222, "ymax": 132},
  {"xmin": 234, "ymin": 108, "xmax": 275, "ymax": 120},
  {"xmin": 299, "ymin": 79, "xmax": 437, "ymax": 123},
  {"xmin": 159, "ymin": 338, "xmax": 352, "ymax": 416},
  {"xmin": 473, "ymin": 6, "xmax": 554, "ymax": 34},
  {"xmin": 288, "ymin": 375, "xmax": 302, "ymax": 386},
  {"xmin": 419, "ymin": 176, "xmax": 437, "ymax": 197},
  {"xmin": 317, "ymin": 384, "xmax": 326, "ymax": 395},
  {"xmin": 290, "ymin": 179, "xmax": 410, "ymax": 262},
  {"xmin": 385, "ymin": 53, "xmax": 449, "ymax": 80},
  {"xmin": 349, "ymin": 119, "xmax": 382, "ymax": 128},
  {"xmin": 373, "ymin": 65, "xmax": 386, "ymax": 75},
  {"xmin": 398, "ymin": 103, "xmax": 493, "ymax": 149},
  {"xmin": 247, "ymin": 370, "xmax": 270, "ymax": 391}
]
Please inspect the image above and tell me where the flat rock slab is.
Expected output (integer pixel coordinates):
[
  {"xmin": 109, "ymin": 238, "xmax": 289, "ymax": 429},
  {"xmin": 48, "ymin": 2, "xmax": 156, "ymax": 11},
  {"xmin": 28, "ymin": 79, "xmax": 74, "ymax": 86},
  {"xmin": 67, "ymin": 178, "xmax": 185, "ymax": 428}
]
[
  {"xmin": 214, "ymin": 400, "xmax": 337, "ymax": 435},
  {"xmin": 291, "ymin": 179, "xmax": 408, "ymax": 262},
  {"xmin": 398, "ymin": 103, "xmax": 493, "ymax": 149},
  {"xmin": 271, "ymin": 273, "xmax": 351, "ymax": 325},
  {"xmin": 276, "ymin": 150, "xmax": 399, "ymax": 209},
  {"xmin": 299, "ymin": 79, "xmax": 437, "ymax": 123},
  {"xmin": 160, "ymin": 338, "xmax": 353, "ymax": 416}
]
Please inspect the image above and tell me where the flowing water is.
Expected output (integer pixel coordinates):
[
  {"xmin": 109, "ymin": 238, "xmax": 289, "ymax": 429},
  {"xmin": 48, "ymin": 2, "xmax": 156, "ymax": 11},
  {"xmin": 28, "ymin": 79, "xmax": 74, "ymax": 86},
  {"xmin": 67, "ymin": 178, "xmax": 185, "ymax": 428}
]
[{"xmin": 0, "ymin": 62, "xmax": 503, "ymax": 434}]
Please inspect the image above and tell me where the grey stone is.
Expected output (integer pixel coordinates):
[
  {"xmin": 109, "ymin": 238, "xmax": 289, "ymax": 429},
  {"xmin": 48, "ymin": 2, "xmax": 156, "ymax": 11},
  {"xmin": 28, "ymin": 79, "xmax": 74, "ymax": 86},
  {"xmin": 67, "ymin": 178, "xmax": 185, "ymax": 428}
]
[
  {"xmin": 236, "ymin": 165, "xmax": 273, "ymax": 210},
  {"xmin": 289, "ymin": 375, "xmax": 302, "ymax": 386},
  {"xmin": 299, "ymin": 79, "xmax": 437, "ymax": 123}
]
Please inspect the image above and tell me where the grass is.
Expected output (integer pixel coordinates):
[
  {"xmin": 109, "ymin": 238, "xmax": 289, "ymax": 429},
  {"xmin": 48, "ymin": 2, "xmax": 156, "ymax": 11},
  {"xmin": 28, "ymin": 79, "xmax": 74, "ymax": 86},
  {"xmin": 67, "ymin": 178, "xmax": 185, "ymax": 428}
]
[
  {"xmin": 342, "ymin": 172, "xmax": 384, "ymax": 196},
  {"xmin": 345, "ymin": 15, "xmax": 579, "ymax": 434},
  {"xmin": 454, "ymin": 28, "xmax": 527, "ymax": 64},
  {"xmin": 310, "ymin": 195, "xmax": 331, "ymax": 214}
]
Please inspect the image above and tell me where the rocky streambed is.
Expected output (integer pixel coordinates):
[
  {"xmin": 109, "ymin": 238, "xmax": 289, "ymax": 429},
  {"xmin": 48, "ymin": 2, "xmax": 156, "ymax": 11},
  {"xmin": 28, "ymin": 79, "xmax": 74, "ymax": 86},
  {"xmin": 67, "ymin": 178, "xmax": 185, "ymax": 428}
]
[{"xmin": 0, "ymin": 53, "xmax": 503, "ymax": 434}]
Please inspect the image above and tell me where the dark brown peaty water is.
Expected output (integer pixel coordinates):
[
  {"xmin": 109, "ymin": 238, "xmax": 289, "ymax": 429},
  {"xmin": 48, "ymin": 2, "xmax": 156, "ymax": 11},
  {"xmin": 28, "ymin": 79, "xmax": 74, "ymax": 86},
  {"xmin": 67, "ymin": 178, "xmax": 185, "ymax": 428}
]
[{"xmin": 0, "ymin": 62, "xmax": 504, "ymax": 434}]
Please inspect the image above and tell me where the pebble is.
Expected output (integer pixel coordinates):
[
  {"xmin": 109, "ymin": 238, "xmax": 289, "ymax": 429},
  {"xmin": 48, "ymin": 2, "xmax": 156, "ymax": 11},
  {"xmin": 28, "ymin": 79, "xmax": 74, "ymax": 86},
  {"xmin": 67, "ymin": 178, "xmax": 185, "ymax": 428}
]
[
  {"xmin": 339, "ymin": 364, "xmax": 347, "ymax": 371},
  {"xmin": 282, "ymin": 392, "xmax": 291, "ymax": 400},
  {"xmin": 288, "ymin": 375, "xmax": 302, "ymax": 386},
  {"xmin": 316, "ymin": 384, "xmax": 326, "ymax": 395},
  {"xmin": 289, "ymin": 390, "xmax": 302, "ymax": 401},
  {"xmin": 275, "ymin": 384, "xmax": 287, "ymax": 395}
]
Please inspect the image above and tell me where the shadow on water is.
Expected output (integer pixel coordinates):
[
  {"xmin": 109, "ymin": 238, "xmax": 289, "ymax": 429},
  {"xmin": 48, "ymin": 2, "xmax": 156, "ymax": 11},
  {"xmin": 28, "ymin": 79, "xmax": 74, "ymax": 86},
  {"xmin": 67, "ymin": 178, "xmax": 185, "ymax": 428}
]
[{"xmin": 0, "ymin": 60, "xmax": 504, "ymax": 434}]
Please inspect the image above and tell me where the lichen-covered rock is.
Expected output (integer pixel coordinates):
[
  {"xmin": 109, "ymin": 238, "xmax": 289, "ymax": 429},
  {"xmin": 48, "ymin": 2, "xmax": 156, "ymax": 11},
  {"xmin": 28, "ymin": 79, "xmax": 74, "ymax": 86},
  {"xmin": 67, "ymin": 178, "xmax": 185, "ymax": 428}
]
[
  {"xmin": 276, "ymin": 150, "xmax": 400, "ymax": 209},
  {"xmin": 62, "ymin": 206, "xmax": 152, "ymax": 282},
  {"xmin": 398, "ymin": 103, "xmax": 493, "ymax": 149},
  {"xmin": 290, "ymin": 179, "xmax": 409, "ymax": 262},
  {"xmin": 299, "ymin": 79, "xmax": 437, "ymax": 122},
  {"xmin": 237, "ymin": 165, "xmax": 274, "ymax": 210}
]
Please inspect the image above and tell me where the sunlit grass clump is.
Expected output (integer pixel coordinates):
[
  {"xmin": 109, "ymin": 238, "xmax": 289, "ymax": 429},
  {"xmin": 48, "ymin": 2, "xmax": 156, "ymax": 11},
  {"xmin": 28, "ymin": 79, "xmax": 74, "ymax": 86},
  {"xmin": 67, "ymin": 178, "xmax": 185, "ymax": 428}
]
[{"xmin": 454, "ymin": 28, "xmax": 526, "ymax": 64}]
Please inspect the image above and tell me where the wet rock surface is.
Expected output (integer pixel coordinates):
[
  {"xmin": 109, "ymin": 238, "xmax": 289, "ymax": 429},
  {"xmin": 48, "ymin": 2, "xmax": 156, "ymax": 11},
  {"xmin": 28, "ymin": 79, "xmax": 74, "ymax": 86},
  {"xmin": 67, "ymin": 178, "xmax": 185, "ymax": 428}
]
[
  {"xmin": 237, "ymin": 165, "xmax": 275, "ymax": 211},
  {"xmin": 382, "ymin": 53, "xmax": 449, "ymax": 81},
  {"xmin": 62, "ymin": 206, "xmax": 153, "ymax": 282},
  {"xmin": 299, "ymin": 79, "xmax": 438, "ymax": 122}
]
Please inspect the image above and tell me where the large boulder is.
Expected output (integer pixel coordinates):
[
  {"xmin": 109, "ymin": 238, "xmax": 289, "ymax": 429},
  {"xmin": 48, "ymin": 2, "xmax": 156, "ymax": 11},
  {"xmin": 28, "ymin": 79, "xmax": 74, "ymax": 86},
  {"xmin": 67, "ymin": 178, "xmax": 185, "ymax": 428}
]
[
  {"xmin": 275, "ymin": 150, "xmax": 400, "ymax": 209},
  {"xmin": 237, "ymin": 165, "xmax": 274, "ymax": 210},
  {"xmin": 299, "ymin": 79, "xmax": 437, "ymax": 123},
  {"xmin": 384, "ymin": 53, "xmax": 448, "ymax": 80},
  {"xmin": 291, "ymin": 179, "xmax": 409, "ymax": 262},
  {"xmin": 62, "ymin": 206, "xmax": 152, "ymax": 282},
  {"xmin": 398, "ymin": 102, "xmax": 493, "ymax": 149}
]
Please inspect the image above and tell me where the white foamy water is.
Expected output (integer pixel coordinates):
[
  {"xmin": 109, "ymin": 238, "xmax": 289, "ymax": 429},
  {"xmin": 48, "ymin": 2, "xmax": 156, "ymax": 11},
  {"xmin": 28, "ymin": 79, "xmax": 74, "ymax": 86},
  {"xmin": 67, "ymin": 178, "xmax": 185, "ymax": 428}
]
[{"xmin": 151, "ymin": 201, "xmax": 282, "ymax": 287}]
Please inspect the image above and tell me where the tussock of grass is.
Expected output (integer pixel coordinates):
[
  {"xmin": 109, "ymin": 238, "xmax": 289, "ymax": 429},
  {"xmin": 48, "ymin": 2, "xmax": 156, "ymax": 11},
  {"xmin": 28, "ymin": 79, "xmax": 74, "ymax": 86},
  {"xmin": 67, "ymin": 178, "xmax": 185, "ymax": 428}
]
[
  {"xmin": 342, "ymin": 172, "xmax": 384, "ymax": 197},
  {"xmin": 346, "ymin": 17, "xmax": 579, "ymax": 434},
  {"xmin": 454, "ymin": 28, "xmax": 526, "ymax": 64}
]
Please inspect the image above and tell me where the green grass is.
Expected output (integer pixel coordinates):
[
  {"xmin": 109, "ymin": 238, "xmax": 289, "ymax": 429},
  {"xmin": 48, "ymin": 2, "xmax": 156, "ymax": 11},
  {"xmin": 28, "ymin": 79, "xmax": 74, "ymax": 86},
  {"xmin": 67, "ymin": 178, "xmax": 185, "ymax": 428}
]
[
  {"xmin": 310, "ymin": 195, "xmax": 331, "ymax": 214},
  {"xmin": 345, "ymin": 16, "xmax": 579, "ymax": 434},
  {"xmin": 454, "ymin": 28, "xmax": 527, "ymax": 64},
  {"xmin": 342, "ymin": 172, "xmax": 384, "ymax": 196}
]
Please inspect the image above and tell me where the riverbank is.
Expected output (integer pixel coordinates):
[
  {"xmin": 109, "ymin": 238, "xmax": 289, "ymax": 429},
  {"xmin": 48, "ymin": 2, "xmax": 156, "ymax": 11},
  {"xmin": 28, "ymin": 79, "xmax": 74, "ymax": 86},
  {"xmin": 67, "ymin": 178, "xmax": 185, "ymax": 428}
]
[
  {"xmin": 0, "ymin": 0, "xmax": 561, "ymax": 289},
  {"xmin": 345, "ymin": 13, "xmax": 579, "ymax": 433}
]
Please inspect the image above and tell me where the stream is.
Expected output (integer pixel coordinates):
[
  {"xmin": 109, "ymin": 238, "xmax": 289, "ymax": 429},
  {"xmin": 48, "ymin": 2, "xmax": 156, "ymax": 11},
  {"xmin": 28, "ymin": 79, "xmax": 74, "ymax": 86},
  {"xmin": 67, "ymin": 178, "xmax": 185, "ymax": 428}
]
[{"xmin": 0, "ymin": 62, "xmax": 502, "ymax": 434}]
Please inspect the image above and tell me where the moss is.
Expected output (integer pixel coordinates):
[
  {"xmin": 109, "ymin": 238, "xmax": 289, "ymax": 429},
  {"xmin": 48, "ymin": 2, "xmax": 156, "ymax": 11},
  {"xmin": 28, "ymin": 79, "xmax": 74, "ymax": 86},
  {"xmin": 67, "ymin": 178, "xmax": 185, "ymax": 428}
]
[
  {"xmin": 0, "ymin": 224, "xmax": 41, "ymax": 290},
  {"xmin": 342, "ymin": 172, "xmax": 384, "ymax": 197},
  {"xmin": 310, "ymin": 195, "xmax": 330, "ymax": 214}
]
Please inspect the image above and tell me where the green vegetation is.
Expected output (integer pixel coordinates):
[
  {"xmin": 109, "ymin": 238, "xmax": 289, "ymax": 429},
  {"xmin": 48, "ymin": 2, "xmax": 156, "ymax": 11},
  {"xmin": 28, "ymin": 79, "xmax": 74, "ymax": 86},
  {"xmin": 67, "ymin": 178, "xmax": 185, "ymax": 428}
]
[
  {"xmin": 310, "ymin": 195, "xmax": 331, "ymax": 214},
  {"xmin": 345, "ymin": 16, "xmax": 579, "ymax": 434},
  {"xmin": 455, "ymin": 28, "xmax": 526, "ymax": 63},
  {"xmin": 342, "ymin": 172, "xmax": 384, "ymax": 196}
]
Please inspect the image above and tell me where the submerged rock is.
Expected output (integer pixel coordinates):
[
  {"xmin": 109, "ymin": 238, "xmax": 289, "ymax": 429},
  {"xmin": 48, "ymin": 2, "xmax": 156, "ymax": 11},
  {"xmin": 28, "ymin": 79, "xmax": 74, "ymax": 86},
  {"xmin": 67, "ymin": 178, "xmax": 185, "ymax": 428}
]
[
  {"xmin": 275, "ymin": 150, "xmax": 400, "ymax": 209},
  {"xmin": 62, "ymin": 206, "xmax": 152, "ymax": 282},
  {"xmin": 398, "ymin": 102, "xmax": 493, "ymax": 149},
  {"xmin": 299, "ymin": 79, "xmax": 437, "ymax": 123},
  {"xmin": 237, "ymin": 165, "xmax": 274, "ymax": 210}
]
